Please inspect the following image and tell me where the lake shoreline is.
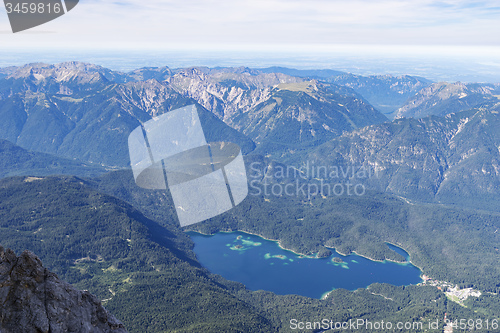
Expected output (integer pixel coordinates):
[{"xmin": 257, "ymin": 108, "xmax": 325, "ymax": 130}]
[
  {"xmin": 188, "ymin": 229, "xmax": 313, "ymax": 257},
  {"xmin": 187, "ymin": 229, "xmax": 424, "ymax": 274},
  {"xmin": 189, "ymin": 229, "xmax": 424, "ymax": 299}
]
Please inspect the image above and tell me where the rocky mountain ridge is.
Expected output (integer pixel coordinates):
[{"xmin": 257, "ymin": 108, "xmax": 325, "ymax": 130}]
[
  {"xmin": 299, "ymin": 106, "xmax": 500, "ymax": 211},
  {"xmin": 0, "ymin": 62, "xmax": 389, "ymax": 166},
  {"xmin": 0, "ymin": 64, "xmax": 255, "ymax": 167},
  {"xmin": 166, "ymin": 67, "xmax": 301, "ymax": 121},
  {"xmin": 395, "ymin": 81, "xmax": 500, "ymax": 119},
  {"xmin": 229, "ymin": 80, "xmax": 387, "ymax": 158},
  {"xmin": 0, "ymin": 246, "xmax": 127, "ymax": 333}
]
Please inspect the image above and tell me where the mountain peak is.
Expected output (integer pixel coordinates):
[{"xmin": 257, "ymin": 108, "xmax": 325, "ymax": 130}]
[
  {"xmin": 395, "ymin": 81, "xmax": 499, "ymax": 119},
  {"xmin": 275, "ymin": 80, "xmax": 319, "ymax": 94},
  {"xmin": 3, "ymin": 62, "xmax": 132, "ymax": 86}
]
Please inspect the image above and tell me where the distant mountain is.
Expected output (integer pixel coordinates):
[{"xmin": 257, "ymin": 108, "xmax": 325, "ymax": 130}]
[
  {"xmin": 0, "ymin": 63, "xmax": 255, "ymax": 167},
  {"xmin": 166, "ymin": 66, "xmax": 304, "ymax": 121},
  {"xmin": 0, "ymin": 246, "xmax": 127, "ymax": 333},
  {"xmin": 161, "ymin": 66, "xmax": 388, "ymax": 159},
  {"xmin": 0, "ymin": 62, "xmax": 396, "ymax": 166},
  {"xmin": 0, "ymin": 62, "xmax": 128, "ymax": 99},
  {"xmin": 207, "ymin": 69, "xmax": 432, "ymax": 120},
  {"xmin": 296, "ymin": 106, "xmax": 500, "ymax": 211},
  {"xmin": 255, "ymin": 66, "xmax": 345, "ymax": 78},
  {"xmin": 125, "ymin": 66, "xmax": 173, "ymax": 82},
  {"xmin": 395, "ymin": 82, "xmax": 500, "ymax": 119},
  {"xmin": 328, "ymin": 74, "xmax": 433, "ymax": 118},
  {"xmin": 0, "ymin": 70, "xmax": 10, "ymax": 80},
  {"xmin": 0, "ymin": 139, "xmax": 106, "ymax": 178},
  {"xmin": 229, "ymin": 80, "xmax": 387, "ymax": 158},
  {"xmin": 237, "ymin": 69, "xmax": 432, "ymax": 119}
]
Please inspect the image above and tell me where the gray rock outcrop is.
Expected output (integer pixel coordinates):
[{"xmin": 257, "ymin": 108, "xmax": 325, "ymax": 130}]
[{"xmin": 0, "ymin": 246, "xmax": 127, "ymax": 333}]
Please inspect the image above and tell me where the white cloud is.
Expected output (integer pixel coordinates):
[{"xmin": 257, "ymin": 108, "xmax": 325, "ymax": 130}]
[{"xmin": 0, "ymin": 0, "xmax": 499, "ymax": 49}]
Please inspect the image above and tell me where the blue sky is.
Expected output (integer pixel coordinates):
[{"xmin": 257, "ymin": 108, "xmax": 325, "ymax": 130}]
[{"xmin": 1, "ymin": 0, "xmax": 499, "ymax": 49}]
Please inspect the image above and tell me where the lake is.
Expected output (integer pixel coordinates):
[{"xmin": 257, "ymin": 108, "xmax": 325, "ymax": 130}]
[{"xmin": 189, "ymin": 231, "xmax": 422, "ymax": 299}]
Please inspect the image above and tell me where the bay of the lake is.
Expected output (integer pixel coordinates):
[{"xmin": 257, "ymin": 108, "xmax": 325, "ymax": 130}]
[{"xmin": 189, "ymin": 231, "xmax": 422, "ymax": 299}]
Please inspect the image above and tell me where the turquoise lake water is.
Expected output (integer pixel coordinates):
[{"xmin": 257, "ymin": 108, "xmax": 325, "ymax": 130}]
[{"xmin": 189, "ymin": 231, "xmax": 422, "ymax": 299}]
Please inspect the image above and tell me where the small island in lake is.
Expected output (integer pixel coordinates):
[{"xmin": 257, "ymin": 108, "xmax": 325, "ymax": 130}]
[
  {"xmin": 331, "ymin": 257, "xmax": 344, "ymax": 264},
  {"xmin": 264, "ymin": 253, "xmax": 288, "ymax": 260},
  {"xmin": 317, "ymin": 248, "xmax": 332, "ymax": 258}
]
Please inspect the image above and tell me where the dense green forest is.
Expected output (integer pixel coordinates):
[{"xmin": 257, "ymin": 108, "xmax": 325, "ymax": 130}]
[
  {"xmin": 91, "ymin": 169, "xmax": 500, "ymax": 331},
  {"xmin": 1, "ymin": 175, "xmax": 499, "ymax": 332},
  {"xmin": 91, "ymin": 168, "xmax": 500, "ymax": 293},
  {"xmin": 0, "ymin": 176, "xmax": 272, "ymax": 332}
]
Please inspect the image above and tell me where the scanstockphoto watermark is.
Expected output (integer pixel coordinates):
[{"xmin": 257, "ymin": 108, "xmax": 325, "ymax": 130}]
[
  {"xmin": 248, "ymin": 161, "xmax": 380, "ymax": 199},
  {"xmin": 290, "ymin": 318, "xmax": 500, "ymax": 331},
  {"xmin": 290, "ymin": 318, "xmax": 431, "ymax": 331}
]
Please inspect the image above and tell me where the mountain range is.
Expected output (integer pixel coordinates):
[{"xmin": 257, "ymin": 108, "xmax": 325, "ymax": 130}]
[
  {"xmin": 0, "ymin": 63, "xmax": 254, "ymax": 167},
  {"xmin": 296, "ymin": 106, "xmax": 500, "ymax": 211},
  {"xmin": 395, "ymin": 82, "xmax": 500, "ymax": 119},
  {"xmin": 0, "ymin": 61, "xmax": 499, "ymax": 332}
]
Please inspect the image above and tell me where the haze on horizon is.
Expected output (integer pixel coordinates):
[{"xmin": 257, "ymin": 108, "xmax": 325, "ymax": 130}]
[{"xmin": 0, "ymin": 0, "xmax": 499, "ymax": 82}]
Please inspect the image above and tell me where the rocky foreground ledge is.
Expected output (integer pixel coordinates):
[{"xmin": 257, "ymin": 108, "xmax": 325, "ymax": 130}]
[{"xmin": 0, "ymin": 246, "xmax": 127, "ymax": 333}]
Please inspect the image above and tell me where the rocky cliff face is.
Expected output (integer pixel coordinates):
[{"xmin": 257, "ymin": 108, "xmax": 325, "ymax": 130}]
[
  {"xmin": 166, "ymin": 67, "xmax": 303, "ymax": 121},
  {"xmin": 0, "ymin": 246, "xmax": 127, "ymax": 333}
]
